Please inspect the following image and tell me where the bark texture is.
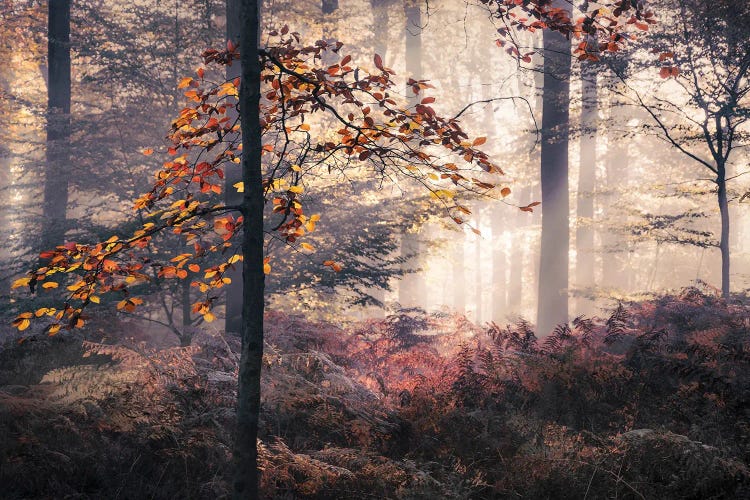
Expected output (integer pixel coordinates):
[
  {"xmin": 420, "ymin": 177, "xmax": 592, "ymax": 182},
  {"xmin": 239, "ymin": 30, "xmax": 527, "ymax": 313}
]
[{"xmin": 233, "ymin": 0, "xmax": 264, "ymax": 497}]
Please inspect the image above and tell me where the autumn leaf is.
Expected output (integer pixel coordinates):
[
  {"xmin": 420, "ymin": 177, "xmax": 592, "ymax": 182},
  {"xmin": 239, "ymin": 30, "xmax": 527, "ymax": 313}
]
[{"xmin": 11, "ymin": 277, "xmax": 31, "ymax": 289}]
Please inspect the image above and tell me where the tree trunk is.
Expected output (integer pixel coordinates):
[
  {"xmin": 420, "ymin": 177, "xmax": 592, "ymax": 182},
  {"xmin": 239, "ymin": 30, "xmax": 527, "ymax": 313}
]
[
  {"xmin": 601, "ymin": 77, "xmax": 629, "ymax": 290},
  {"xmin": 575, "ymin": 54, "xmax": 597, "ymax": 311},
  {"xmin": 508, "ymin": 186, "xmax": 530, "ymax": 312},
  {"xmin": 42, "ymin": 0, "xmax": 71, "ymax": 251},
  {"xmin": 474, "ymin": 212, "xmax": 483, "ymax": 323},
  {"xmin": 398, "ymin": 0, "xmax": 422, "ymax": 308},
  {"xmin": 536, "ymin": 1, "xmax": 571, "ymax": 336},
  {"xmin": 491, "ymin": 207, "xmax": 507, "ymax": 320},
  {"xmin": 399, "ymin": 232, "xmax": 420, "ymax": 307},
  {"xmin": 233, "ymin": 0, "xmax": 264, "ymax": 497},
  {"xmin": 370, "ymin": 0, "xmax": 389, "ymax": 62},
  {"xmin": 224, "ymin": 0, "xmax": 243, "ymax": 335},
  {"xmin": 453, "ymin": 236, "xmax": 465, "ymax": 313},
  {"xmin": 181, "ymin": 279, "xmax": 192, "ymax": 346},
  {"xmin": 322, "ymin": 0, "xmax": 338, "ymax": 14},
  {"xmin": 717, "ymin": 167, "xmax": 730, "ymax": 298}
]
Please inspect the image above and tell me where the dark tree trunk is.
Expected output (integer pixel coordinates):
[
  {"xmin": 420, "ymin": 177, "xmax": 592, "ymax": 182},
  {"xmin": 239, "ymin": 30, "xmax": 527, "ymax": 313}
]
[
  {"xmin": 224, "ymin": 0, "xmax": 243, "ymax": 335},
  {"xmin": 233, "ymin": 0, "xmax": 264, "ymax": 497},
  {"xmin": 576, "ymin": 55, "xmax": 597, "ymax": 310},
  {"xmin": 717, "ymin": 167, "xmax": 730, "ymax": 298},
  {"xmin": 42, "ymin": 0, "xmax": 71, "ymax": 251},
  {"xmin": 537, "ymin": 1, "xmax": 571, "ymax": 336}
]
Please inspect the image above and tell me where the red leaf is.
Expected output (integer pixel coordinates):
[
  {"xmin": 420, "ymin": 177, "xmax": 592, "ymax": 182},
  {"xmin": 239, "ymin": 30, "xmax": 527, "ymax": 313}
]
[{"xmin": 374, "ymin": 53, "xmax": 384, "ymax": 71}]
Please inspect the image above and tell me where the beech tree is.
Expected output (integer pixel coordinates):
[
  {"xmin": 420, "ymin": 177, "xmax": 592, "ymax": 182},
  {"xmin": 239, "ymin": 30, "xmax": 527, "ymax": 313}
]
[
  {"xmin": 11, "ymin": 0, "xmax": 651, "ymax": 494},
  {"xmin": 537, "ymin": 0, "xmax": 572, "ymax": 335},
  {"xmin": 42, "ymin": 0, "xmax": 70, "ymax": 253},
  {"xmin": 613, "ymin": 0, "xmax": 749, "ymax": 298}
]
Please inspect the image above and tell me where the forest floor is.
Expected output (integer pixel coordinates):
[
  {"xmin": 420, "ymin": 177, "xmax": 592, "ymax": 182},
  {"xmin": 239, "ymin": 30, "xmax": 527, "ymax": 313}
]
[{"xmin": 1, "ymin": 287, "xmax": 749, "ymax": 499}]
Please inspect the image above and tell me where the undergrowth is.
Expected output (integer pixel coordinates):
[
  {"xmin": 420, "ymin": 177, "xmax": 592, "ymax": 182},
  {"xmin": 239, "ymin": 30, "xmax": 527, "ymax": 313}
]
[{"xmin": 1, "ymin": 287, "xmax": 749, "ymax": 498}]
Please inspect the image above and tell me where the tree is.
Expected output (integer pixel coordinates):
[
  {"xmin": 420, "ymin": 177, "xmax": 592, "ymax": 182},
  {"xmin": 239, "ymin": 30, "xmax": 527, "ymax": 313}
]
[
  {"xmin": 224, "ymin": 0, "xmax": 243, "ymax": 335},
  {"xmin": 614, "ymin": 0, "xmax": 749, "ymax": 298},
  {"xmin": 10, "ymin": 0, "xmax": 652, "ymax": 493},
  {"xmin": 42, "ymin": 0, "xmax": 70, "ymax": 253},
  {"xmin": 536, "ymin": 0, "xmax": 572, "ymax": 335},
  {"xmin": 575, "ymin": 32, "xmax": 599, "ymax": 310}
]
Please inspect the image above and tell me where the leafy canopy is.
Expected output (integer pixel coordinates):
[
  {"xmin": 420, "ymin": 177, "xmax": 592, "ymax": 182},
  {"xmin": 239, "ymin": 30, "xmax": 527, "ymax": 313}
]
[{"xmin": 12, "ymin": 30, "xmax": 507, "ymax": 334}]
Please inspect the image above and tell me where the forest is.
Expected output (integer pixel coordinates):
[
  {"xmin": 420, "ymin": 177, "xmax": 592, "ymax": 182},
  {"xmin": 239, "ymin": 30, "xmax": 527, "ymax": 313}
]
[{"xmin": 1, "ymin": 0, "xmax": 749, "ymax": 498}]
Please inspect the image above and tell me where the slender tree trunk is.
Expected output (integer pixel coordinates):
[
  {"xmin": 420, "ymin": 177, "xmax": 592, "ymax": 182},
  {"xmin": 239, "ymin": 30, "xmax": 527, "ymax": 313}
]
[
  {"xmin": 398, "ymin": 0, "xmax": 422, "ymax": 308},
  {"xmin": 180, "ymin": 279, "xmax": 192, "ymax": 346},
  {"xmin": 537, "ymin": 0, "xmax": 571, "ymax": 335},
  {"xmin": 233, "ymin": 0, "xmax": 264, "ymax": 497},
  {"xmin": 576, "ymin": 55, "xmax": 597, "ymax": 311},
  {"xmin": 370, "ymin": 0, "xmax": 389, "ymax": 62},
  {"xmin": 491, "ymin": 208, "xmax": 507, "ymax": 320},
  {"xmin": 453, "ymin": 236, "xmax": 465, "ymax": 313},
  {"xmin": 42, "ymin": 0, "xmax": 71, "ymax": 251},
  {"xmin": 322, "ymin": 0, "xmax": 338, "ymax": 14},
  {"xmin": 601, "ymin": 77, "xmax": 629, "ymax": 290},
  {"xmin": 399, "ymin": 232, "xmax": 420, "ymax": 306},
  {"xmin": 474, "ymin": 212, "xmax": 483, "ymax": 323},
  {"xmin": 224, "ymin": 0, "xmax": 243, "ymax": 335},
  {"xmin": 508, "ymin": 186, "xmax": 529, "ymax": 312},
  {"xmin": 717, "ymin": 167, "xmax": 730, "ymax": 298}
]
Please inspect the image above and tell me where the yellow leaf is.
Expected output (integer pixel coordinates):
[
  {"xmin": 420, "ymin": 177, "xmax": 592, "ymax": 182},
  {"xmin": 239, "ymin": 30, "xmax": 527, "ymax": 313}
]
[
  {"xmin": 288, "ymin": 185, "xmax": 304, "ymax": 194},
  {"xmin": 177, "ymin": 77, "xmax": 193, "ymax": 89},
  {"xmin": 263, "ymin": 262, "xmax": 271, "ymax": 275},
  {"xmin": 204, "ymin": 311, "xmax": 216, "ymax": 322},
  {"xmin": 233, "ymin": 181, "xmax": 244, "ymax": 193},
  {"xmin": 228, "ymin": 254, "xmax": 242, "ymax": 264},
  {"xmin": 42, "ymin": 281, "xmax": 59, "ymax": 289},
  {"xmin": 291, "ymin": 164, "xmax": 302, "ymax": 172},
  {"xmin": 48, "ymin": 324, "xmax": 61, "ymax": 335},
  {"xmin": 90, "ymin": 296, "xmax": 100, "ymax": 304},
  {"xmin": 17, "ymin": 319, "xmax": 30, "ymax": 331},
  {"xmin": 300, "ymin": 242, "xmax": 315, "ymax": 252},
  {"xmin": 12, "ymin": 277, "xmax": 31, "ymax": 289},
  {"xmin": 299, "ymin": 123, "xmax": 310, "ymax": 131}
]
